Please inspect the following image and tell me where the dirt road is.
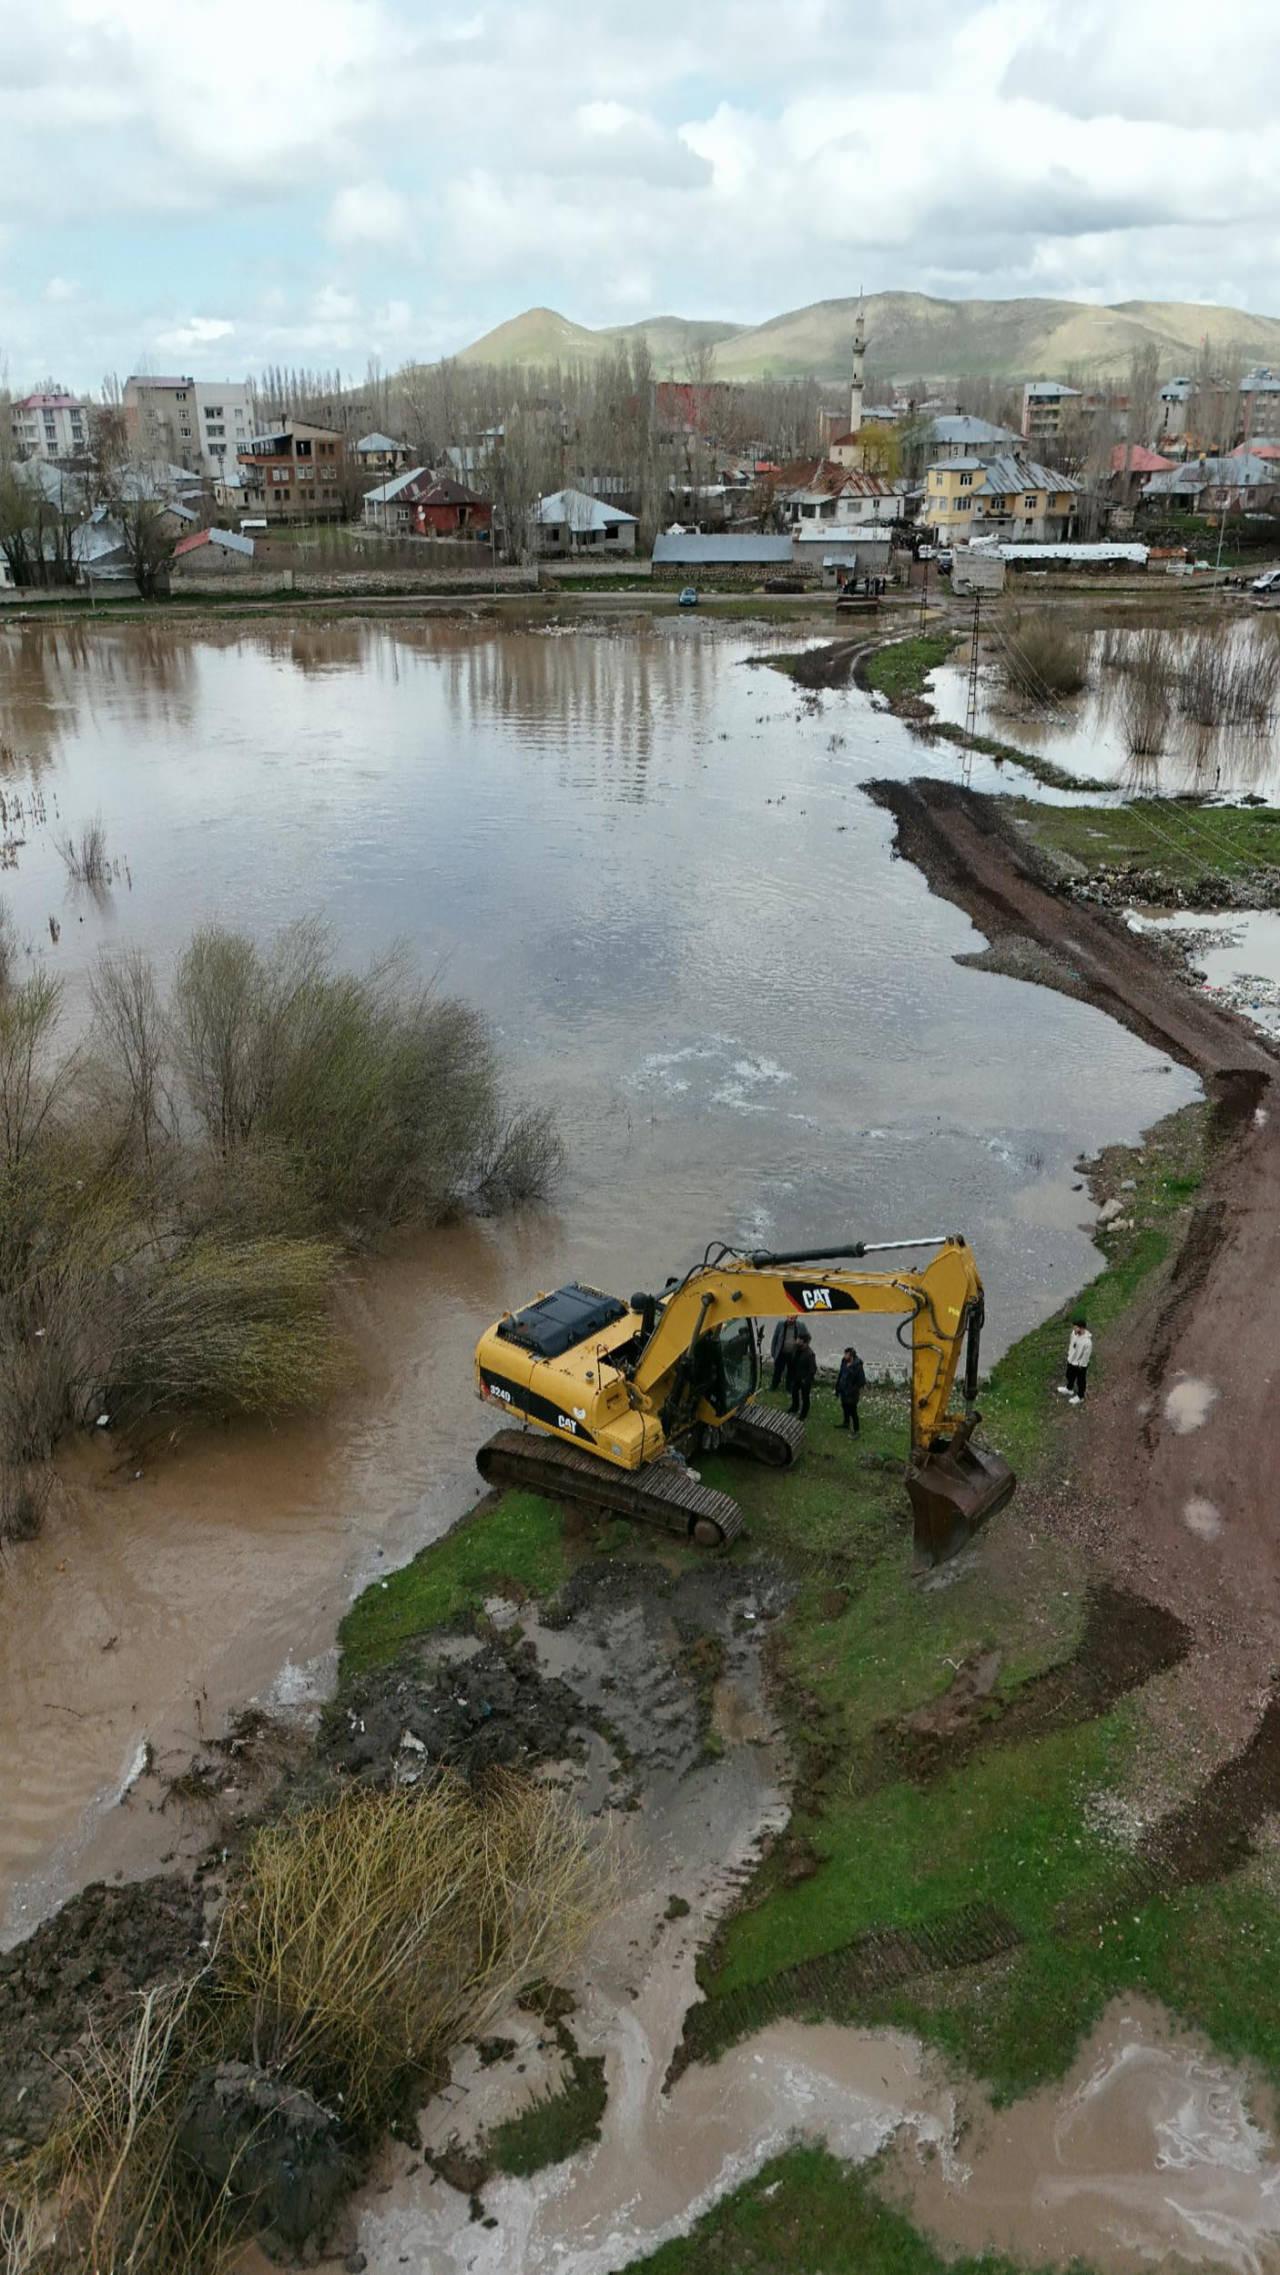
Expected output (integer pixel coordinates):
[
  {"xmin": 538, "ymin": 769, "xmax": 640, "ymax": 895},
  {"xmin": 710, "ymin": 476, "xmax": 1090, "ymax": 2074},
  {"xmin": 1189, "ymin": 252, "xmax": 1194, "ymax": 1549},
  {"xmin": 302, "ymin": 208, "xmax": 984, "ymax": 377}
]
[{"xmin": 874, "ymin": 780, "xmax": 1280, "ymax": 1750}]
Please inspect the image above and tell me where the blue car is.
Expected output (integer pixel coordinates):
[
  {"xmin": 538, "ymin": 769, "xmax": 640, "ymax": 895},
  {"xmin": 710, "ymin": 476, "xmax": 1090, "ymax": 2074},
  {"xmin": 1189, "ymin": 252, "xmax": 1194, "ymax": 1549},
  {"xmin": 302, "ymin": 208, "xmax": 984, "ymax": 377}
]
[{"xmin": 677, "ymin": 586, "xmax": 699, "ymax": 608}]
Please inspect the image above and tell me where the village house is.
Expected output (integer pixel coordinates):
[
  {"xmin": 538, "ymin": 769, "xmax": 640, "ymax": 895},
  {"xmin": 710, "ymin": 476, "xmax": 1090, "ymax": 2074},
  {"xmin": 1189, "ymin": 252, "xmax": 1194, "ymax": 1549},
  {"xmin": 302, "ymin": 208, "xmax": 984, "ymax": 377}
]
[
  {"xmin": 1140, "ymin": 452, "xmax": 1280, "ymax": 516},
  {"xmin": 783, "ymin": 465, "xmax": 908, "ymax": 529},
  {"xmin": 1107, "ymin": 443, "xmax": 1177, "ymax": 512},
  {"xmin": 170, "ymin": 526, "xmax": 257, "ymax": 577},
  {"xmin": 533, "ymin": 489, "xmax": 637, "ymax": 554},
  {"xmin": 355, "ymin": 432, "xmax": 414, "ymax": 476},
  {"xmin": 924, "ymin": 413, "xmax": 1021, "ymax": 461},
  {"xmin": 362, "ymin": 469, "xmax": 492, "ymax": 536},
  {"xmin": 925, "ymin": 454, "xmax": 1082, "ymax": 546},
  {"xmin": 236, "ymin": 418, "xmax": 347, "ymax": 523}
]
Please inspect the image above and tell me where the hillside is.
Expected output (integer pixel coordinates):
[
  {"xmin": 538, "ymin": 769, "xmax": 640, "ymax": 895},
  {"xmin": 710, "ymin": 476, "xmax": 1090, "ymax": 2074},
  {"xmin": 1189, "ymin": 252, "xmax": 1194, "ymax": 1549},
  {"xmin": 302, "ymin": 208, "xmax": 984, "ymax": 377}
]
[
  {"xmin": 456, "ymin": 307, "xmax": 743, "ymax": 370},
  {"xmin": 456, "ymin": 292, "xmax": 1280, "ymax": 382}
]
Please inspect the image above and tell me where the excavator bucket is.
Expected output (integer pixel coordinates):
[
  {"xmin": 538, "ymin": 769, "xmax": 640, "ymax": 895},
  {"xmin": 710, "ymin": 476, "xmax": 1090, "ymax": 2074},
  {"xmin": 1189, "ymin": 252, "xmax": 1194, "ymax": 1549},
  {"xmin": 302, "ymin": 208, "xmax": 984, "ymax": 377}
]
[{"xmin": 907, "ymin": 1415, "xmax": 1016, "ymax": 1567}]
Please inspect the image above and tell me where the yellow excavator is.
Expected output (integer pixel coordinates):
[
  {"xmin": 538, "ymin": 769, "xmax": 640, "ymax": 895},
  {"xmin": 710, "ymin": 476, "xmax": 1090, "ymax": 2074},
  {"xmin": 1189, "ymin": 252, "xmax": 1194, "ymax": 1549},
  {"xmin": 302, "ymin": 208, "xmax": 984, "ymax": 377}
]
[{"xmin": 474, "ymin": 1233, "xmax": 1015, "ymax": 1564}]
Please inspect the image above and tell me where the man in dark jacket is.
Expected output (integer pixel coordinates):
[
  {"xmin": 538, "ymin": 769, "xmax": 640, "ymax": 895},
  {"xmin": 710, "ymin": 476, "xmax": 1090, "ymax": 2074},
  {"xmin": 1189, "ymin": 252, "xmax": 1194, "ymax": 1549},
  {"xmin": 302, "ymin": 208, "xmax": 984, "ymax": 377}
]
[
  {"xmin": 789, "ymin": 1327, "xmax": 817, "ymax": 1419},
  {"xmin": 835, "ymin": 1346, "xmax": 866, "ymax": 1433},
  {"xmin": 770, "ymin": 1315, "xmax": 800, "ymax": 1391}
]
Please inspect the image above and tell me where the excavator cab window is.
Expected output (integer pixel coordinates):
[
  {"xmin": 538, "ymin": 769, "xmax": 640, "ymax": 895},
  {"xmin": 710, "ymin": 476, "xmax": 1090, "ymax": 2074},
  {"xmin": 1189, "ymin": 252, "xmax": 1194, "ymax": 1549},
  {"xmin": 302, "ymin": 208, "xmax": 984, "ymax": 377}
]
[{"xmin": 691, "ymin": 1318, "xmax": 758, "ymax": 1419}]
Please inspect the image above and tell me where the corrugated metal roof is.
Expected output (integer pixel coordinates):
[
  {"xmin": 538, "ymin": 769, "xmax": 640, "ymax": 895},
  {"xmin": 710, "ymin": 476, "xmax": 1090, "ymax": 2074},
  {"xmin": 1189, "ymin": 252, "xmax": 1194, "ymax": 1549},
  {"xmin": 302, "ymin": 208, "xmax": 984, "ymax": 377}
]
[
  {"xmin": 1143, "ymin": 453, "xmax": 1278, "ymax": 493},
  {"xmin": 931, "ymin": 415, "xmax": 1019, "ymax": 446},
  {"xmin": 536, "ymin": 488, "xmax": 636, "ymax": 528},
  {"xmin": 653, "ymin": 534, "xmax": 793, "ymax": 564},
  {"xmin": 362, "ymin": 467, "xmax": 430, "ymax": 504},
  {"xmin": 1024, "ymin": 380, "xmax": 1081, "ymax": 399},
  {"xmin": 978, "ymin": 455, "xmax": 1083, "ymax": 496},
  {"xmin": 356, "ymin": 432, "xmax": 402, "ymax": 453},
  {"xmin": 971, "ymin": 541, "xmax": 1148, "ymax": 563}
]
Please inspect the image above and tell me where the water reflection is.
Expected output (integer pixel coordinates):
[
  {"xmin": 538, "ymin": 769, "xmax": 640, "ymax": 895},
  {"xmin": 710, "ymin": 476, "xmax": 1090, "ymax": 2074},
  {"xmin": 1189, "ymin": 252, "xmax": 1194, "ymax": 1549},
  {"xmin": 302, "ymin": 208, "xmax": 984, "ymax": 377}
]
[{"xmin": 932, "ymin": 615, "xmax": 1280, "ymax": 798}]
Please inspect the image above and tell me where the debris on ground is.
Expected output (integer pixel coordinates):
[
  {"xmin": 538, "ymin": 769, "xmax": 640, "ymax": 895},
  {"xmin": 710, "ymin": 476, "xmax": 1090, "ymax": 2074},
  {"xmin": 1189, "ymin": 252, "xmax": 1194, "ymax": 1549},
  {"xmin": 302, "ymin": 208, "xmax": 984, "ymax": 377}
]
[{"xmin": 321, "ymin": 1642, "xmax": 585, "ymax": 1785}]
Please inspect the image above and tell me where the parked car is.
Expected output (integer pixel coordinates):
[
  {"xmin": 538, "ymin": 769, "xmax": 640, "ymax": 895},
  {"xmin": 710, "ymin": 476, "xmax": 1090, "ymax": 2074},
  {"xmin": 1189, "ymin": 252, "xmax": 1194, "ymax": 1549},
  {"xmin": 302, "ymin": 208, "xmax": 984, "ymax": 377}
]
[
  {"xmin": 917, "ymin": 544, "xmax": 936, "ymax": 560},
  {"xmin": 677, "ymin": 586, "xmax": 699, "ymax": 608},
  {"xmin": 1250, "ymin": 566, "xmax": 1280, "ymax": 594},
  {"xmin": 936, "ymin": 548, "xmax": 954, "ymax": 571}
]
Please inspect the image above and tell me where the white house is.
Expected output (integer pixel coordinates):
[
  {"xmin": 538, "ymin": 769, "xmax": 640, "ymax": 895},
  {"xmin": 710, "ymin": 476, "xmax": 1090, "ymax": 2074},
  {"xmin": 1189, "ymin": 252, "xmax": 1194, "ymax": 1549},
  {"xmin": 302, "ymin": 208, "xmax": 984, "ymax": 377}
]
[{"xmin": 534, "ymin": 489, "xmax": 637, "ymax": 555}]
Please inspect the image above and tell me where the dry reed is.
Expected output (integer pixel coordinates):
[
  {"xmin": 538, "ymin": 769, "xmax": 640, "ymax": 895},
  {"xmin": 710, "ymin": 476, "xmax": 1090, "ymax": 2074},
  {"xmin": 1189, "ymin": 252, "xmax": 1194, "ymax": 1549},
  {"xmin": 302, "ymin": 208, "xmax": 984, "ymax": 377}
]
[
  {"xmin": 1000, "ymin": 611, "xmax": 1089, "ymax": 699},
  {"xmin": 1, "ymin": 1775, "xmax": 610, "ymax": 2274},
  {"xmin": 54, "ymin": 817, "xmax": 110, "ymax": 886},
  {"xmin": 1119, "ymin": 627, "xmax": 1174, "ymax": 756}
]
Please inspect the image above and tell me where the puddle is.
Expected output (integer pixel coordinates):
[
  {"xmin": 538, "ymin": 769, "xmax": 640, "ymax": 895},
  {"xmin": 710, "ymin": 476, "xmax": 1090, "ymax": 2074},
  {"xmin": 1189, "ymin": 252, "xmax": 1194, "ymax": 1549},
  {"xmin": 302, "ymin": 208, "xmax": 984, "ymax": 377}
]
[{"xmin": 1165, "ymin": 1377, "xmax": 1220, "ymax": 1434}]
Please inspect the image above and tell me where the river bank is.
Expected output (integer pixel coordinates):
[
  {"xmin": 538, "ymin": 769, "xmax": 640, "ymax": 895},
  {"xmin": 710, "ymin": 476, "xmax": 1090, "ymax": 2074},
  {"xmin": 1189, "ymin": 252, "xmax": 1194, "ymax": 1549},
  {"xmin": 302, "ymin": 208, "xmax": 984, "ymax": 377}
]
[{"xmin": 7, "ymin": 766, "xmax": 1280, "ymax": 2271}]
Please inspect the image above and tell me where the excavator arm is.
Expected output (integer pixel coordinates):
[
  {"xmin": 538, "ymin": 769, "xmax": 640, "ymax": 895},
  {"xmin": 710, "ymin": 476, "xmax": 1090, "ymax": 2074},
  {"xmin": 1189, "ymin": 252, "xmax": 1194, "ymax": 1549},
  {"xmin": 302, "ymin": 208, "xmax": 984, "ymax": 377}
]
[
  {"xmin": 629, "ymin": 1234, "xmax": 1014, "ymax": 1562},
  {"xmin": 630, "ymin": 1235, "xmax": 984, "ymax": 1453}
]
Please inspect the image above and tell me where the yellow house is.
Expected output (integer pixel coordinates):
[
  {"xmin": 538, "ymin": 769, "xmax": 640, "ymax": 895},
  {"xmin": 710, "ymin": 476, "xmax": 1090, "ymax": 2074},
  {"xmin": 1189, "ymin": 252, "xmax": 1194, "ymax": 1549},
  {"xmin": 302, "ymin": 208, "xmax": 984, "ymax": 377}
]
[{"xmin": 926, "ymin": 454, "xmax": 1081, "ymax": 546}]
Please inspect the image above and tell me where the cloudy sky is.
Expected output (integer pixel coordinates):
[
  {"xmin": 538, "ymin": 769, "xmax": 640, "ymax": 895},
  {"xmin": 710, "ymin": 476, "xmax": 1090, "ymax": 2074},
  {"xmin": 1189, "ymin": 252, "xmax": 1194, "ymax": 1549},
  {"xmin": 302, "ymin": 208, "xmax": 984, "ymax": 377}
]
[{"xmin": 3, "ymin": 0, "xmax": 1279, "ymax": 391}]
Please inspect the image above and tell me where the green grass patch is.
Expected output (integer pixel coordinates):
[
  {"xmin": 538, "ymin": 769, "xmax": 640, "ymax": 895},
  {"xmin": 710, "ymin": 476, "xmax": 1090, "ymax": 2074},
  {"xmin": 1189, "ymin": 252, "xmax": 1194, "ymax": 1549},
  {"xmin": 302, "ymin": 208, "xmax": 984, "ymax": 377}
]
[
  {"xmin": 337, "ymin": 1489, "xmax": 569, "ymax": 1676},
  {"xmin": 862, "ymin": 632, "xmax": 957, "ymax": 703},
  {"xmin": 1005, "ymin": 797, "xmax": 1280, "ymax": 884},
  {"xmin": 624, "ymin": 2145, "xmax": 1057, "ymax": 2274},
  {"xmin": 683, "ymin": 1103, "xmax": 1280, "ymax": 2103},
  {"xmin": 486, "ymin": 2052, "xmax": 608, "ymax": 2177}
]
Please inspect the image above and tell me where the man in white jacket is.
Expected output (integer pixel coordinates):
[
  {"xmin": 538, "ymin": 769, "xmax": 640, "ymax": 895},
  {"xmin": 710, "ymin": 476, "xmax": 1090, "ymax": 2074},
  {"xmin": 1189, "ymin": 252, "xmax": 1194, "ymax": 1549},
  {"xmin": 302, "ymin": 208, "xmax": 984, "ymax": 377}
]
[{"xmin": 1058, "ymin": 1317, "xmax": 1093, "ymax": 1405}]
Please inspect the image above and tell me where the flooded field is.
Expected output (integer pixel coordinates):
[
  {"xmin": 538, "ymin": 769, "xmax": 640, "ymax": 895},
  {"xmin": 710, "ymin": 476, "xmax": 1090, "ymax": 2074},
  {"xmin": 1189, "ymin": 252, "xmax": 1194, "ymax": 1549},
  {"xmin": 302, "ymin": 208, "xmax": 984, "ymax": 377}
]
[
  {"xmin": 0, "ymin": 613, "xmax": 1199, "ymax": 1936},
  {"xmin": 930, "ymin": 611, "xmax": 1280, "ymax": 798}
]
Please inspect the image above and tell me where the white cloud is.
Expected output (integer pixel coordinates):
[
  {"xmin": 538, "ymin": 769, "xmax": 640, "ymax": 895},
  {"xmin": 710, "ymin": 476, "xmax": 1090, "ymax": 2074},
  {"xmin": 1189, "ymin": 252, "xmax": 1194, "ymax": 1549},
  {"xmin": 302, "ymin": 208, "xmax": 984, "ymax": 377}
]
[
  {"xmin": 328, "ymin": 181, "xmax": 414, "ymax": 251},
  {"xmin": 43, "ymin": 275, "xmax": 77, "ymax": 302},
  {"xmin": 8, "ymin": 0, "xmax": 1280, "ymax": 385},
  {"xmin": 156, "ymin": 316, "xmax": 235, "ymax": 350}
]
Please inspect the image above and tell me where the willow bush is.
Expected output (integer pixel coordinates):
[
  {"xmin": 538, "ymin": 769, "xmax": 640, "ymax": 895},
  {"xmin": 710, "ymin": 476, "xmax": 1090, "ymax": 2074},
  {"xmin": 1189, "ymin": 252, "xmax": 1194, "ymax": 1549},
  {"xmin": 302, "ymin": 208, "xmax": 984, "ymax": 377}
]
[{"xmin": 0, "ymin": 925, "xmax": 563, "ymax": 1538}]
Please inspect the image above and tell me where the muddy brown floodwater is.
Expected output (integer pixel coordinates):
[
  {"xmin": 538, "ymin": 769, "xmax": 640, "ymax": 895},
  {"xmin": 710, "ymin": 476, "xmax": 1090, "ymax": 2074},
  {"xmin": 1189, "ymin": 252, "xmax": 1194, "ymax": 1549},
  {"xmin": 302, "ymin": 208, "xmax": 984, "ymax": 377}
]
[{"xmin": 0, "ymin": 614, "xmax": 1199, "ymax": 1940}]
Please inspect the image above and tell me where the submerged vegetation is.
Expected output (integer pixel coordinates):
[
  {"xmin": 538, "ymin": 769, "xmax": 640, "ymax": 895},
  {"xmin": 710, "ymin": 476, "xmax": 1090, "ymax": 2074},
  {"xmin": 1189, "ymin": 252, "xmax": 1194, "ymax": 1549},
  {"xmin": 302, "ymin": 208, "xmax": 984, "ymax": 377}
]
[
  {"xmin": 0, "ymin": 920, "xmax": 562, "ymax": 1539},
  {"xmin": 999, "ymin": 611, "xmax": 1089, "ymax": 699}
]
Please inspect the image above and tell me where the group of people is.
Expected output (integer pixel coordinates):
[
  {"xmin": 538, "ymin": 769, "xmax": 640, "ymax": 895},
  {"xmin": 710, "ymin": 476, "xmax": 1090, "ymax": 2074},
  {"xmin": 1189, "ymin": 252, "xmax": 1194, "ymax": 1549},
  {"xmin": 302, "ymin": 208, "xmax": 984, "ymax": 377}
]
[{"xmin": 769, "ymin": 1317, "xmax": 866, "ymax": 1431}]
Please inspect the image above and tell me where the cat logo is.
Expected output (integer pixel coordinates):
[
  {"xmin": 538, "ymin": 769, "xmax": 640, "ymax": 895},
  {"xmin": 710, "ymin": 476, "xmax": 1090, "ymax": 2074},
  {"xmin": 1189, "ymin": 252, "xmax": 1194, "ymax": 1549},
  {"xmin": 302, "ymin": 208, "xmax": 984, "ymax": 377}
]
[
  {"xmin": 800, "ymin": 1287, "xmax": 833, "ymax": 1310},
  {"xmin": 557, "ymin": 1413, "xmax": 579, "ymax": 1433},
  {"xmin": 782, "ymin": 1278, "xmax": 859, "ymax": 1315}
]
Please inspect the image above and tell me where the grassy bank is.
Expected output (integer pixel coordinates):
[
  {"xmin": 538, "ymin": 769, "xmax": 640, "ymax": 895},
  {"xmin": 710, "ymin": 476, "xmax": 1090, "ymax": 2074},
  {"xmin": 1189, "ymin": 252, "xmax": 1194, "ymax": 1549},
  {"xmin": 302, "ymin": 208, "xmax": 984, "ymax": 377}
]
[
  {"xmin": 1004, "ymin": 796, "xmax": 1280, "ymax": 888},
  {"xmin": 860, "ymin": 631, "xmax": 957, "ymax": 705},
  {"xmin": 628, "ymin": 2147, "xmax": 1035, "ymax": 2275},
  {"xmin": 327, "ymin": 1092, "xmax": 1280, "ymax": 2211},
  {"xmin": 853, "ymin": 629, "xmax": 1110, "ymax": 791}
]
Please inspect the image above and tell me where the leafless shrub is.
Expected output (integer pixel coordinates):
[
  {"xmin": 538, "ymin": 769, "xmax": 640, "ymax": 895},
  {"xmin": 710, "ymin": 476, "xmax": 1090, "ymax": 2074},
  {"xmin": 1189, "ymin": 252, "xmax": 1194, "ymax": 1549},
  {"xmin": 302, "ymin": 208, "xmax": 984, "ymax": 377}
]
[
  {"xmin": 1000, "ymin": 611, "xmax": 1088, "ymax": 698},
  {"xmin": 55, "ymin": 816, "xmax": 110, "ymax": 886},
  {"xmin": 1119, "ymin": 627, "xmax": 1174, "ymax": 756},
  {"xmin": 0, "ymin": 1460, "xmax": 53, "ymax": 1545},
  {"xmin": 476, "ymin": 1106, "xmax": 567, "ymax": 1210},
  {"xmin": 1179, "ymin": 629, "xmax": 1280, "ymax": 727},
  {"xmin": 0, "ymin": 900, "xmax": 14, "ymax": 993},
  {"xmin": 98, "ymin": 1232, "xmax": 339, "ymax": 1429},
  {"xmin": 89, "ymin": 948, "xmax": 174, "ymax": 1166}
]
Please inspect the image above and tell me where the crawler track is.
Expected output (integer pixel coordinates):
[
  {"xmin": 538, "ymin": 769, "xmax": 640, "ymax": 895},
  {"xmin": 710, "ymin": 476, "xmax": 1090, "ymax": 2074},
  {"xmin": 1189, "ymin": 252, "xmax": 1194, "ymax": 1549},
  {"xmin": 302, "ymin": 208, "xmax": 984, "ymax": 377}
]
[
  {"xmin": 476, "ymin": 1428, "xmax": 745, "ymax": 1547},
  {"xmin": 725, "ymin": 1402, "xmax": 806, "ymax": 1467}
]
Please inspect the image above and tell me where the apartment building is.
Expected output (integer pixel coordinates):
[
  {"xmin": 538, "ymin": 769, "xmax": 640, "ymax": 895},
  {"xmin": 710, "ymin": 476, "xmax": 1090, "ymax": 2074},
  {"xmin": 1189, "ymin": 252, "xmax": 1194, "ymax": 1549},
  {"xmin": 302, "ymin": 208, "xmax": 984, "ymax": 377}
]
[
  {"xmin": 926, "ymin": 454, "xmax": 1082, "ymax": 545},
  {"xmin": 193, "ymin": 384, "xmax": 252, "ymax": 475},
  {"xmin": 124, "ymin": 375, "xmax": 251, "ymax": 474},
  {"xmin": 236, "ymin": 418, "xmax": 347, "ymax": 521},
  {"xmin": 9, "ymin": 390, "xmax": 89, "ymax": 461}
]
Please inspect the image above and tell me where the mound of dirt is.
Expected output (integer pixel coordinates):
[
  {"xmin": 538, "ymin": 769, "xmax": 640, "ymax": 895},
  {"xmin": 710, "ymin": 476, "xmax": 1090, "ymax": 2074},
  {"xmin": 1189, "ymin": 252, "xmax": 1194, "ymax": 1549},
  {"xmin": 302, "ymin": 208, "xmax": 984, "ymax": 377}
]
[
  {"xmin": 178, "ymin": 2061, "xmax": 350, "ymax": 2258},
  {"xmin": 322, "ymin": 1642, "xmax": 584, "ymax": 1784},
  {"xmin": 0, "ymin": 1876, "xmax": 206, "ymax": 2154}
]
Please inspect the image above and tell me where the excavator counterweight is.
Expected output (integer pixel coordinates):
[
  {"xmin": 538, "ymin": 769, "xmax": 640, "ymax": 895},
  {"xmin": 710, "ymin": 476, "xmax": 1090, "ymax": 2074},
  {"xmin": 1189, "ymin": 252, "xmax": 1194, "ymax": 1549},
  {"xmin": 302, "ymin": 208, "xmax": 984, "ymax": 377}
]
[{"xmin": 473, "ymin": 1233, "xmax": 1016, "ymax": 1565}]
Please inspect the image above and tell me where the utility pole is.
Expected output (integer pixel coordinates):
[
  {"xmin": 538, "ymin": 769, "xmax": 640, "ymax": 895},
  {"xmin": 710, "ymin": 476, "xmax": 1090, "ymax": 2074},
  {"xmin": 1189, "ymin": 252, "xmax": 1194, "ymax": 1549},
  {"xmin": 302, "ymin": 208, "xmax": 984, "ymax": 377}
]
[
  {"xmin": 964, "ymin": 590, "xmax": 982, "ymax": 740},
  {"xmin": 918, "ymin": 553, "xmax": 929, "ymax": 632}
]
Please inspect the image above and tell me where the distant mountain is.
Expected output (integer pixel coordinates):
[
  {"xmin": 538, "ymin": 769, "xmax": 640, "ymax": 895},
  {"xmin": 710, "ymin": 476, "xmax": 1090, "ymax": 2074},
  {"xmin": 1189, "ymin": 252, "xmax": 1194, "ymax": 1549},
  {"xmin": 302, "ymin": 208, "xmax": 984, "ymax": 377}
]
[
  {"xmin": 456, "ymin": 306, "xmax": 743, "ymax": 370},
  {"xmin": 455, "ymin": 293, "xmax": 1280, "ymax": 382}
]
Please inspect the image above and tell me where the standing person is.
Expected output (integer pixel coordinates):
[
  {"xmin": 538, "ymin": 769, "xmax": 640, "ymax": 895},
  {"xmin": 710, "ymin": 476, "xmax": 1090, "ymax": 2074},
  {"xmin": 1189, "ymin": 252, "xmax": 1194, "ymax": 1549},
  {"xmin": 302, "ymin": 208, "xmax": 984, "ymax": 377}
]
[
  {"xmin": 835, "ymin": 1346, "xmax": 866, "ymax": 1433},
  {"xmin": 770, "ymin": 1315, "xmax": 800, "ymax": 1392},
  {"xmin": 1058, "ymin": 1317, "xmax": 1093, "ymax": 1405},
  {"xmin": 789, "ymin": 1327, "xmax": 816, "ymax": 1420}
]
